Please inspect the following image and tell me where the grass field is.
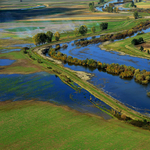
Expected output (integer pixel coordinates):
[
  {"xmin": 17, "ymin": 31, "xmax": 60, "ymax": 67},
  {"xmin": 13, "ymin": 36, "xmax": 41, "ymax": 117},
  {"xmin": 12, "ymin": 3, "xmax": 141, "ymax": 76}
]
[
  {"xmin": 0, "ymin": 100, "xmax": 150, "ymax": 150},
  {"xmin": 104, "ymin": 32, "xmax": 150, "ymax": 59},
  {"xmin": 4, "ymin": 27, "xmax": 45, "ymax": 32}
]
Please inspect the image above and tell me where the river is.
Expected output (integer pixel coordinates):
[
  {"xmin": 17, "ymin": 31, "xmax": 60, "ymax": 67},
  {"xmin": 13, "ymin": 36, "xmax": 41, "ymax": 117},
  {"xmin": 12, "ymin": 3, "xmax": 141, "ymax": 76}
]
[{"xmin": 45, "ymin": 27, "xmax": 150, "ymax": 116}]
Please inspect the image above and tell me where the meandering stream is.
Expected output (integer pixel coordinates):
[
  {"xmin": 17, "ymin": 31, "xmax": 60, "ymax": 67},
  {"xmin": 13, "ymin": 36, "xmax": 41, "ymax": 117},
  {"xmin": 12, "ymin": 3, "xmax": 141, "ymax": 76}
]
[{"xmin": 45, "ymin": 27, "xmax": 150, "ymax": 115}]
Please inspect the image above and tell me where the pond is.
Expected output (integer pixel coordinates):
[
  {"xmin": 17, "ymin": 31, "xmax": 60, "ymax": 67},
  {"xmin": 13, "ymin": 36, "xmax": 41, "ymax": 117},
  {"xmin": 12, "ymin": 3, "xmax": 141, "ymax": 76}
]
[
  {"xmin": 0, "ymin": 72, "xmax": 112, "ymax": 120},
  {"xmin": 0, "ymin": 59, "xmax": 15, "ymax": 66}
]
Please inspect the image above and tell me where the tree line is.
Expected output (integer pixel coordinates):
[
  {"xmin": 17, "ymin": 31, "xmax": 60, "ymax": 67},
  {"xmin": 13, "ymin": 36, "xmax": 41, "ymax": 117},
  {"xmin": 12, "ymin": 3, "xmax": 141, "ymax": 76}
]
[
  {"xmin": 48, "ymin": 45, "xmax": 150, "ymax": 86},
  {"xmin": 33, "ymin": 31, "xmax": 60, "ymax": 46}
]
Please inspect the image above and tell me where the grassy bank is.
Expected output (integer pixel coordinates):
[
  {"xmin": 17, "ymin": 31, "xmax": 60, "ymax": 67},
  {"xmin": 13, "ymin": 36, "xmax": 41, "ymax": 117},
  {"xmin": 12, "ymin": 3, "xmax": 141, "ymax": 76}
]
[
  {"xmin": 0, "ymin": 100, "xmax": 150, "ymax": 150},
  {"xmin": 25, "ymin": 44, "xmax": 150, "ymax": 122},
  {"xmin": 103, "ymin": 32, "xmax": 150, "ymax": 59}
]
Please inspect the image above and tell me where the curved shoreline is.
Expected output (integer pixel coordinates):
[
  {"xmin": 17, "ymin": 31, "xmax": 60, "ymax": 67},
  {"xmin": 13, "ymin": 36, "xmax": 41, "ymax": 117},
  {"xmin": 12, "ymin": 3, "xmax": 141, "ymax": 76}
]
[{"xmin": 30, "ymin": 44, "xmax": 150, "ymax": 121}]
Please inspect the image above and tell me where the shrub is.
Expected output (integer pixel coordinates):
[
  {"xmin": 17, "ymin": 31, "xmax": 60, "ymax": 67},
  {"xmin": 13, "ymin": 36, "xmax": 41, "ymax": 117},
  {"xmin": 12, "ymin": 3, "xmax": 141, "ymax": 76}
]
[
  {"xmin": 100, "ymin": 22, "xmax": 108, "ymax": 30},
  {"xmin": 91, "ymin": 26, "xmax": 96, "ymax": 33},
  {"xmin": 54, "ymin": 32, "xmax": 60, "ymax": 41},
  {"xmin": 140, "ymin": 46, "xmax": 144, "ymax": 51},
  {"xmin": 74, "ymin": 28, "xmax": 79, "ymax": 36},
  {"xmin": 79, "ymin": 25, "xmax": 88, "ymax": 36},
  {"xmin": 147, "ymin": 91, "xmax": 150, "ymax": 97},
  {"xmin": 133, "ymin": 11, "xmax": 138, "ymax": 19},
  {"xmin": 46, "ymin": 31, "xmax": 53, "ymax": 43}
]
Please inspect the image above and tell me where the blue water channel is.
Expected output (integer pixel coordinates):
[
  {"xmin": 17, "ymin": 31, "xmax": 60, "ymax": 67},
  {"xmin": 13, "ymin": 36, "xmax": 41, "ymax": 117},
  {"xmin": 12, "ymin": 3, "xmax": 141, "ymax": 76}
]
[
  {"xmin": 45, "ymin": 27, "xmax": 150, "ymax": 115},
  {"xmin": 0, "ymin": 59, "xmax": 15, "ymax": 66},
  {"xmin": 0, "ymin": 72, "xmax": 112, "ymax": 120}
]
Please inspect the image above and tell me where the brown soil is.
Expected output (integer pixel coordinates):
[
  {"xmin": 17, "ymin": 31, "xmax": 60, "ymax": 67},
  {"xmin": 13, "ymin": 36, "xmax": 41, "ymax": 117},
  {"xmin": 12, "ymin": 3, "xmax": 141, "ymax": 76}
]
[{"xmin": 136, "ymin": 42, "xmax": 150, "ymax": 48}]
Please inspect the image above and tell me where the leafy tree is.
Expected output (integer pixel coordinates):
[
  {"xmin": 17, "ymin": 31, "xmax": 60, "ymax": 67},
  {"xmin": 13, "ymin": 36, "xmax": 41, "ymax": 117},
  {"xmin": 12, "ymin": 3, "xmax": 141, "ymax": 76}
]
[
  {"xmin": 138, "ymin": 37, "xmax": 144, "ymax": 43},
  {"xmin": 131, "ymin": 39, "xmax": 138, "ymax": 45},
  {"xmin": 46, "ymin": 31, "xmax": 53, "ymax": 43},
  {"xmin": 32, "ymin": 33, "xmax": 47, "ymax": 46},
  {"xmin": 33, "ymin": 34, "xmax": 41, "ymax": 46},
  {"xmin": 134, "ymin": 11, "xmax": 138, "ymax": 19},
  {"xmin": 40, "ymin": 33, "xmax": 47, "ymax": 44},
  {"xmin": 54, "ymin": 32, "xmax": 60, "ymax": 41},
  {"xmin": 91, "ymin": 26, "xmax": 96, "ymax": 33},
  {"xmin": 79, "ymin": 25, "xmax": 88, "ymax": 36},
  {"xmin": 100, "ymin": 22, "xmax": 108, "ymax": 30},
  {"xmin": 140, "ymin": 46, "xmax": 144, "ymax": 51},
  {"xmin": 74, "ymin": 28, "xmax": 79, "ymax": 36},
  {"xmin": 131, "ymin": 1, "xmax": 134, "ymax": 7},
  {"xmin": 89, "ymin": 2, "xmax": 94, "ymax": 12}
]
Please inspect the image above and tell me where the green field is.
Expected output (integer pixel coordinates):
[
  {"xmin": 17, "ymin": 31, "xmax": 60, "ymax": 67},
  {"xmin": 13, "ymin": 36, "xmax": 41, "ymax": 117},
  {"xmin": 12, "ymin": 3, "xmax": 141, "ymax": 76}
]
[
  {"xmin": 0, "ymin": 100, "xmax": 150, "ymax": 150},
  {"xmin": 4, "ymin": 27, "xmax": 45, "ymax": 32},
  {"xmin": 104, "ymin": 32, "xmax": 150, "ymax": 59}
]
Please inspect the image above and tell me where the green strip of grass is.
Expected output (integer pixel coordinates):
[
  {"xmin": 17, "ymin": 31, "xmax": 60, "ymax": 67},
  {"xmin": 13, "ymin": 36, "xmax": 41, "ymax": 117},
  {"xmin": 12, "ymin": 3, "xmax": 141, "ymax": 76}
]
[
  {"xmin": 104, "ymin": 32, "xmax": 150, "ymax": 59},
  {"xmin": 0, "ymin": 100, "xmax": 150, "ymax": 150},
  {"xmin": 4, "ymin": 27, "xmax": 45, "ymax": 32}
]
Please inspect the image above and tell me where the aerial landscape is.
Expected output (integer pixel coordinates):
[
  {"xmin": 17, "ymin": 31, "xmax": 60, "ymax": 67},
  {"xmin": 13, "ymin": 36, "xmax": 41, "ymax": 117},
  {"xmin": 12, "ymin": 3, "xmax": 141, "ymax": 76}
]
[{"xmin": 1, "ymin": 0, "xmax": 150, "ymax": 149}]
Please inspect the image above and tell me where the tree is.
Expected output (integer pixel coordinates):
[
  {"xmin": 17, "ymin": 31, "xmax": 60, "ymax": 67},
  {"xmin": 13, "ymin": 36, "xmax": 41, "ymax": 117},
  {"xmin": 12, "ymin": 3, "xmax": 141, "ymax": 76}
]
[
  {"xmin": 138, "ymin": 37, "xmax": 144, "ymax": 43},
  {"xmin": 33, "ymin": 34, "xmax": 40, "ymax": 46},
  {"xmin": 91, "ymin": 26, "xmax": 96, "ymax": 33},
  {"xmin": 134, "ymin": 11, "xmax": 138, "ymax": 19},
  {"xmin": 46, "ymin": 31, "xmax": 53, "ymax": 43},
  {"xmin": 39, "ymin": 33, "xmax": 47, "ymax": 44},
  {"xmin": 79, "ymin": 25, "xmax": 88, "ymax": 36},
  {"xmin": 74, "ymin": 28, "xmax": 79, "ymax": 36},
  {"xmin": 140, "ymin": 46, "xmax": 144, "ymax": 51},
  {"xmin": 131, "ymin": 39, "xmax": 138, "ymax": 45},
  {"xmin": 100, "ymin": 22, "xmax": 108, "ymax": 30},
  {"xmin": 89, "ymin": 2, "xmax": 94, "ymax": 12},
  {"xmin": 32, "ymin": 33, "xmax": 47, "ymax": 46},
  {"xmin": 54, "ymin": 32, "xmax": 60, "ymax": 41}
]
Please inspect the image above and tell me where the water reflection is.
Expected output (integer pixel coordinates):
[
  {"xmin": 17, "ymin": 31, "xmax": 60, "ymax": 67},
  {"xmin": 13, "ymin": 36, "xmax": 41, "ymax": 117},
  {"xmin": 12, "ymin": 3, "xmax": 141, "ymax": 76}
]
[{"xmin": 0, "ymin": 72, "xmax": 112, "ymax": 120}]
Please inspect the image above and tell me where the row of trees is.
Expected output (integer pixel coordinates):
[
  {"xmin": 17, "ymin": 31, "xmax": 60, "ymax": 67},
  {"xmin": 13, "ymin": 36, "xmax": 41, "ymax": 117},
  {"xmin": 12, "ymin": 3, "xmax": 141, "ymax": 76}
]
[
  {"xmin": 33, "ymin": 31, "xmax": 60, "ymax": 46},
  {"xmin": 74, "ymin": 20, "xmax": 150, "ymax": 46},
  {"xmin": 102, "ymin": 4, "xmax": 119, "ymax": 13},
  {"xmin": 74, "ymin": 23, "xmax": 108, "ymax": 37},
  {"xmin": 131, "ymin": 37, "xmax": 144, "ymax": 45},
  {"xmin": 48, "ymin": 46, "xmax": 150, "ymax": 85}
]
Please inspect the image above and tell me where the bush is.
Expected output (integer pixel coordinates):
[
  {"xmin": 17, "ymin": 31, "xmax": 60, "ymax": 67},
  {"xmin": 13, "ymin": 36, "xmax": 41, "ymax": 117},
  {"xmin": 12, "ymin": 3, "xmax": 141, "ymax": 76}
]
[
  {"xmin": 74, "ymin": 28, "xmax": 79, "ymax": 36},
  {"xmin": 133, "ymin": 11, "xmax": 138, "ymax": 19},
  {"xmin": 79, "ymin": 25, "xmax": 88, "ymax": 36},
  {"xmin": 100, "ymin": 22, "xmax": 108, "ymax": 30},
  {"xmin": 46, "ymin": 31, "xmax": 53, "ymax": 43},
  {"xmin": 91, "ymin": 26, "xmax": 96, "ymax": 33},
  {"xmin": 147, "ymin": 91, "xmax": 150, "ymax": 97},
  {"xmin": 131, "ymin": 39, "xmax": 138, "ymax": 45},
  {"xmin": 54, "ymin": 32, "xmax": 60, "ymax": 41}
]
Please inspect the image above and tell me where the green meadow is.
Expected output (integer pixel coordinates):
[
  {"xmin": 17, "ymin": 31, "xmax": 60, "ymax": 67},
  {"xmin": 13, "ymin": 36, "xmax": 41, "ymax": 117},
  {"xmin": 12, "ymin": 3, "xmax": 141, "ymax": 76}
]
[{"xmin": 0, "ymin": 101, "xmax": 150, "ymax": 150}]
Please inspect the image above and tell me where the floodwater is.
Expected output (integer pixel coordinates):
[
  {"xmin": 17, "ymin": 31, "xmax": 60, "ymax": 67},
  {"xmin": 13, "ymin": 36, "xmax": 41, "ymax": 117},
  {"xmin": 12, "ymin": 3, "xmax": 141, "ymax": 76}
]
[
  {"xmin": 96, "ymin": 0, "xmax": 131, "ymax": 11},
  {"xmin": 45, "ymin": 27, "xmax": 150, "ymax": 115},
  {"xmin": 0, "ymin": 72, "xmax": 112, "ymax": 120},
  {"xmin": 0, "ymin": 59, "xmax": 15, "ymax": 66}
]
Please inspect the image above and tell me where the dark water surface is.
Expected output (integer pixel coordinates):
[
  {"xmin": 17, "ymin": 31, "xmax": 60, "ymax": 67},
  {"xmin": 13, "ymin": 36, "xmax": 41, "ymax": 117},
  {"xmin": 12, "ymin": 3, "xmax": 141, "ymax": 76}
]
[
  {"xmin": 0, "ymin": 59, "xmax": 15, "ymax": 66},
  {"xmin": 45, "ymin": 27, "xmax": 150, "ymax": 115},
  {"xmin": 0, "ymin": 72, "xmax": 112, "ymax": 120}
]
